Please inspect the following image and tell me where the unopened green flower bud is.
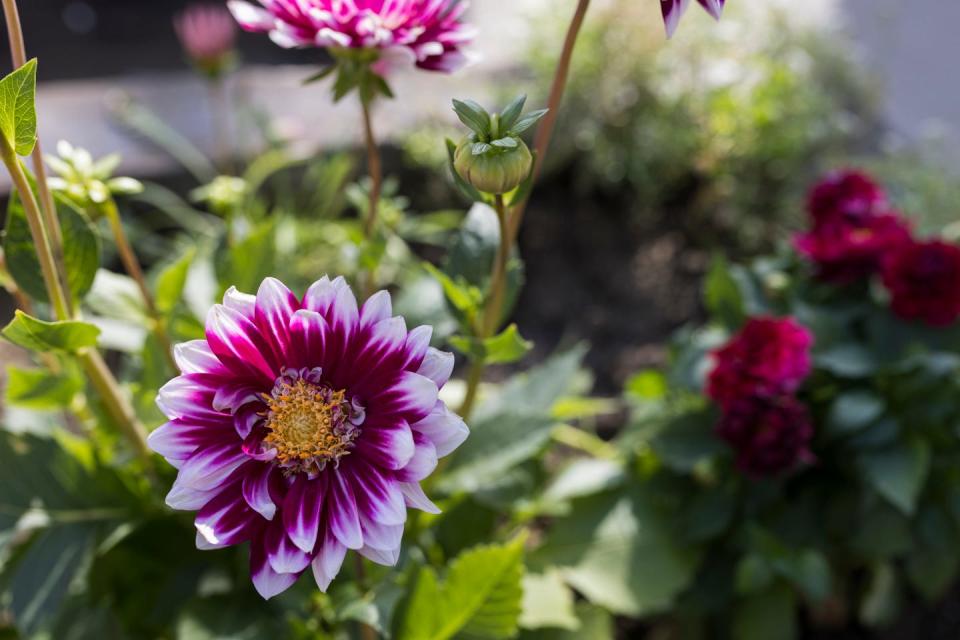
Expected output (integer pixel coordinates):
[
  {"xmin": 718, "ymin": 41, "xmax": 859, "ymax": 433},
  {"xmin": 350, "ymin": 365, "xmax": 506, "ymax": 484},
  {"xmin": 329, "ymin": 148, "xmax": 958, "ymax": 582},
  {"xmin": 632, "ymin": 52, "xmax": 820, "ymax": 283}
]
[
  {"xmin": 191, "ymin": 175, "xmax": 249, "ymax": 216},
  {"xmin": 450, "ymin": 95, "xmax": 546, "ymax": 195},
  {"xmin": 453, "ymin": 136, "xmax": 532, "ymax": 195},
  {"xmin": 45, "ymin": 140, "xmax": 142, "ymax": 218}
]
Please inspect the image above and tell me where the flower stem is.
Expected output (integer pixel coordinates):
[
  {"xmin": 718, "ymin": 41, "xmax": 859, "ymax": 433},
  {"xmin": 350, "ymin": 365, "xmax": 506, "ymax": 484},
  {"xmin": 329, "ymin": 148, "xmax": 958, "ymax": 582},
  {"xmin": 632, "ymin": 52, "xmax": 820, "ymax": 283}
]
[
  {"xmin": 507, "ymin": 0, "xmax": 591, "ymax": 241},
  {"xmin": 102, "ymin": 197, "xmax": 177, "ymax": 372},
  {"xmin": 359, "ymin": 95, "xmax": 382, "ymax": 297},
  {"xmin": 1, "ymin": 0, "xmax": 71, "ymax": 315},
  {"xmin": 458, "ymin": 194, "xmax": 510, "ymax": 420},
  {"xmin": 1, "ymin": 115, "xmax": 151, "ymax": 464},
  {"xmin": 353, "ymin": 554, "xmax": 378, "ymax": 640}
]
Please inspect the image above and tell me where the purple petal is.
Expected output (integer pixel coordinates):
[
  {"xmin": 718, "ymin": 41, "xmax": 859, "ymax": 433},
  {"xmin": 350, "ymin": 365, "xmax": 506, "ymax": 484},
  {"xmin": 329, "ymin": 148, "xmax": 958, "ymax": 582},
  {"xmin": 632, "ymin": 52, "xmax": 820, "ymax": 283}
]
[
  {"xmin": 358, "ymin": 544, "xmax": 400, "ymax": 566},
  {"xmin": 156, "ymin": 376, "xmax": 218, "ymax": 421},
  {"xmin": 400, "ymin": 481, "xmax": 441, "ymax": 514},
  {"xmin": 148, "ymin": 421, "xmax": 200, "ymax": 462},
  {"xmin": 195, "ymin": 486, "xmax": 260, "ymax": 547},
  {"xmin": 223, "ymin": 286, "xmax": 257, "ymax": 317},
  {"xmin": 397, "ymin": 432, "xmax": 438, "ymax": 483},
  {"xmin": 349, "ymin": 459, "xmax": 406, "ymax": 526},
  {"xmin": 410, "ymin": 401, "xmax": 469, "ymax": 457},
  {"xmin": 327, "ymin": 469, "xmax": 363, "ymax": 549},
  {"xmin": 662, "ymin": 0, "xmax": 691, "ymax": 38},
  {"xmin": 401, "ymin": 325, "xmax": 432, "ymax": 370},
  {"xmin": 360, "ymin": 290, "xmax": 392, "ymax": 329},
  {"xmin": 283, "ymin": 475, "xmax": 325, "ymax": 553},
  {"xmin": 360, "ymin": 514, "xmax": 403, "ymax": 551},
  {"xmin": 243, "ymin": 463, "xmax": 278, "ymax": 521},
  {"xmin": 250, "ymin": 534, "xmax": 300, "ymax": 600},
  {"xmin": 166, "ymin": 479, "xmax": 220, "ymax": 510},
  {"xmin": 265, "ymin": 519, "xmax": 312, "ymax": 574},
  {"xmin": 354, "ymin": 422, "xmax": 415, "ymax": 471},
  {"xmin": 255, "ymin": 277, "xmax": 299, "ymax": 361},
  {"xmin": 178, "ymin": 442, "xmax": 248, "ymax": 490},
  {"xmin": 174, "ymin": 340, "xmax": 226, "ymax": 375},
  {"xmin": 416, "ymin": 347, "xmax": 454, "ymax": 388},
  {"xmin": 206, "ymin": 305, "xmax": 278, "ymax": 382},
  {"xmin": 288, "ymin": 310, "xmax": 329, "ymax": 370},
  {"xmin": 697, "ymin": 0, "xmax": 724, "ymax": 20},
  {"xmin": 370, "ymin": 371, "xmax": 438, "ymax": 423},
  {"xmin": 311, "ymin": 529, "xmax": 347, "ymax": 592}
]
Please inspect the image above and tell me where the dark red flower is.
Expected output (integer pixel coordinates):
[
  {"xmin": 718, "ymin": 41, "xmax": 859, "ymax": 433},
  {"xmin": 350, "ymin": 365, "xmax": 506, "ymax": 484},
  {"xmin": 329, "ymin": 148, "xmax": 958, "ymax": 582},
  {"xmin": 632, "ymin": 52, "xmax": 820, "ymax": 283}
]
[
  {"xmin": 716, "ymin": 394, "xmax": 814, "ymax": 477},
  {"xmin": 807, "ymin": 170, "xmax": 888, "ymax": 227},
  {"xmin": 794, "ymin": 213, "xmax": 913, "ymax": 284},
  {"xmin": 881, "ymin": 240, "xmax": 960, "ymax": 326},
  {"xmin": 707, "ymin": 316, "xmax": 813, "ymax": 408}
]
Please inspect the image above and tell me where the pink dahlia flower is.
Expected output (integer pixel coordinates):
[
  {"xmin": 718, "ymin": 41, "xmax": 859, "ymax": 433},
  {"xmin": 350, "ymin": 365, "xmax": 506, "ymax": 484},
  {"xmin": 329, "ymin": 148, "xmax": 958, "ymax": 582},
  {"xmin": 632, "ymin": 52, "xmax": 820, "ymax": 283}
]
[
  {"xmin": 707, "ymin": 316, "xmax": 813, "ymax": 409},
  {"xmin": 227, "ymin": 0, "xmax": 475, "ymax": 74},
  {"xmin": 149, "ymin": 276, "xmax": 469, "ymax": 599},
  {"xmin": 661, "ymin": 0, "xmax": 725, "ymax": 39},
  {"xmin": 175, "ymin": 4, "xmax": 238, "ymax": 71},
  {"xmin": 716, "ymin": 394, "xmax": 814, "ymax": 477}
]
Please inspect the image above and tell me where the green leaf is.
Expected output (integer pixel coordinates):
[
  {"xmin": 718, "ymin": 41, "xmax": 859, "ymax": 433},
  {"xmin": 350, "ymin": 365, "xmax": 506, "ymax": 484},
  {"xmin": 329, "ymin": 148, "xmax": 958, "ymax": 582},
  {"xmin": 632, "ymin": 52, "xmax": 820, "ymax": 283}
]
[
  {"xmin": 4, "ymin": 187, "xmax": 101, "ymax": 303},
  {"xmin": 859, "ymin": 563, "xmax": 900, "ymax": 628},
  {"xmin": 0, "ymin": 59, "xmax": 38, "ymax": 156},
  {"xmin": 859, "ymin": 439, "xmax": 931, "ymax": 515},
  {"xmin": 154, "ymin": 247, "xmax": 196, "ymax": 313},
  {"xmin": 5, "ymin": 365, "xmax": 82, "ymax": 410},
  {"xmin": 815, "ymin": 343, "xmax": 878, "ymax": 379},
  {"xmin": 2, "ymin": 311, "xmax": 100, "ymax": 353},
  {"xmin": 499, "ymin": 95, "xmax": 527, "ymax": 132},
  {"xmin": 649, "ymin": 409, "xmax": 726, "ymax": 472},
  {"xmin": 491, "ymin": 137, "xmax": 519, "ymax": 149},
  {"xmin": 217, "ymin": 220, "xmax": 276, "ymax": 295},
  {"xmin": 394, "ymin": 534, "xmax": 526, "ymax": 640},
  {"xmin": 735, "ymin": 555, "xmax": 775, "ymax": 595},
  {"xmin": 423, "ymin": 262, "xmax": 482, "ymax": 323},
  {"xmin": 520, "ymin": 570, "xmax": 579, "ymax": 631},
  {"xmin": 704, "ymin": 254, "xmax": 745, "ymax": 329},
  {"xmin": 510, "ymin": 109, "xmax": 548, "ymax": 135},
  {"xmin": 450, "ymin": 324, "xmax": 533, "ymax": 365},
  {"xmin": 9, "ymin": 524, "xmax": 95, "ymax": 637},
  {"xmin": 452, "ymin": 99, "xmax": 491, "ymax": 138},
  {"xmin": 624, "ymin": 370, "xmax": 668, "ymax": 402},
  {"xmin": 534, "ymin": 486, "xmax": 701, "ymax": 617},
  {"xmin": 825, "ymin": 391, "xmax": 885, "ymax": 438},
  {"xmin": 177, "ymin": 595, "xmax": 288, "ymax": 639},
  {"xmin": 732, "ymin": 585, "xmax": 797, "ymax": 640}
]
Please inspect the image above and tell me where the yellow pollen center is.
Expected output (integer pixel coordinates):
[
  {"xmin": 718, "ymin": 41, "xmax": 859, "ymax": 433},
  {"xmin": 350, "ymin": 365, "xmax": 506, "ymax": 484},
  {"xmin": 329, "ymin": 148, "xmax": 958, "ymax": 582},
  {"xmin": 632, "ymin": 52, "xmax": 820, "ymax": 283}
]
[{"xmin": 263, "ymin": 379, "xmax": 353, "ymax": 465}]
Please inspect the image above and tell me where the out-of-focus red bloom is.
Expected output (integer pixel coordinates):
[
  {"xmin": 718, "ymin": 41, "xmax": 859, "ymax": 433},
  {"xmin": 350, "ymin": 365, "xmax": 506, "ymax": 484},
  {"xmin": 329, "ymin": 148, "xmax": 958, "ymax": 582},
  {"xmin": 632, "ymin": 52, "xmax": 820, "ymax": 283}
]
[
  {"xmin": 715, "ymin": 394, "xmax": 814, "ymax": 477},
  {"xmin": 794, "ymin": 213, "xmax": 913, "ymax": 284},
  {"xmin": 881, "ymin": 240, "xmax": 960, "ymax": 326},
  {"xmin": 707, "ymin": 316, "xmax": 813, "ymax": 409},
  {"xmin": 175, "ymin": 4, "xmax": 238, "ymax": 76},
  {"xmin": 660, "ymin": 0, "xmax": 725, "ymax": 39},
  {"xmin": 806, "ymin": 170, "xmax": 888, "ymax": 227}
]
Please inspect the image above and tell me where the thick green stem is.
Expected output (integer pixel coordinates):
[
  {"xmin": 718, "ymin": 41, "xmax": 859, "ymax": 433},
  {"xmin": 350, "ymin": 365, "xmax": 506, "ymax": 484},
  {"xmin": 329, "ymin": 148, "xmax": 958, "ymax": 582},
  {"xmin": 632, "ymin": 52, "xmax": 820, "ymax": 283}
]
[
  {"xmin": 102, "ymin": 197, "xmax": 177, "ymax": 372},
  {"xmin": 1, "ymin": 0, "xmax": 71, "ymax": 315},
  {"xmin": 458, "ymin": 194, "xmax": 510, "ymax": 420},
  {"xmin": 359, "ymin": 96, "xmax": 382, "ymax": 298},
  {"xmin": 77, "ymin": 349, "xmax": 151, "ymax": 461},
  {"xmin": 2, "ymin": 141, "xmax": 70, "ymax": 321}
]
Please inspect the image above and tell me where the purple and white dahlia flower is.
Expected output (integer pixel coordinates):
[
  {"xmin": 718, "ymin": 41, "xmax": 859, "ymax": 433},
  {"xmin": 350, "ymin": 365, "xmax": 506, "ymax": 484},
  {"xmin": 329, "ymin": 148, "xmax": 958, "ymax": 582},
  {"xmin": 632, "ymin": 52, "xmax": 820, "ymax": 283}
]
[
  {"xmin": 149, "ymin": 276, "xmax": 468, "ymax": 599},
  {"xmin": 227, "ymin": 0, "xmax": 475, "ymax": 74}
]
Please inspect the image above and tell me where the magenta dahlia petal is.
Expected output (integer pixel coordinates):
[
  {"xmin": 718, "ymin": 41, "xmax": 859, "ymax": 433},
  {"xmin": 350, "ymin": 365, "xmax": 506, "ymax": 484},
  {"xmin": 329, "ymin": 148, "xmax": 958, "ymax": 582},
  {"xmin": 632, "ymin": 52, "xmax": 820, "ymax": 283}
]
[
  {"xmin": 250, "ymin": 534, "xmax": 302, "ymax": 599},
  {"xmin": 152, "ymin": 276, "xmax": 468, "ymax": 598},
  {"xmin": 283, "ymin": 476, "xmax": 325, "ymax": 553},
  {"xmin": 227, "ymin": 0, "xmax": 474, "ymax": 75},
  {"xmin": 242, "ymin": 464, "xmax": 279, "ymax": 521}
]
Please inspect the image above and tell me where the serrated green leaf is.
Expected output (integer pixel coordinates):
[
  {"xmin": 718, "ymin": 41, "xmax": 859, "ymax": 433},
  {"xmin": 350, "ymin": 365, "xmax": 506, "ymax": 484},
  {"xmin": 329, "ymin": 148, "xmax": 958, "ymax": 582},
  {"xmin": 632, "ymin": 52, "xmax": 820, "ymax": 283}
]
[
  {"xmin": 452, "ymin": 99, "xmax": 491, "ymax": 137},
  {"xmin": 499, "ymin": 95, "xmax": 527, "ymax": 132},
  {"xmin": 2, "ymin": 311, "xmax": 100, "ymax": 353},
  {"xmin": 0, "ymin": 59, "xmax": 38, "ymax": 156},
  {"xmin": 394, "ymin": 534, "xmax": 526, "ymax": 640},
  {"xmin": 154, "ymin": 247, "xmax": 196, "ymax": 314},
  {"xmin": 4, "ymin": 187, "xmax": 100, "ymax": 302},
  {"xmin": 451, "ymin": 324, "xmax": 532, "ymax": 365},
  {"xmin": 5, "ymin": 365, "xmax": 82, "ymax": 410}
]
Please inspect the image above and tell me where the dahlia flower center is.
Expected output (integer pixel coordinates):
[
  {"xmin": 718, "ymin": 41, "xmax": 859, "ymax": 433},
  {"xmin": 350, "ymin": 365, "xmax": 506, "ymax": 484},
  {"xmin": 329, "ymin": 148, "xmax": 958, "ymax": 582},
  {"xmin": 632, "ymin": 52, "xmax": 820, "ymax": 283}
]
[{"xmin": 262, "ymin": 371, "xmax": 362, "ymax": 469}]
